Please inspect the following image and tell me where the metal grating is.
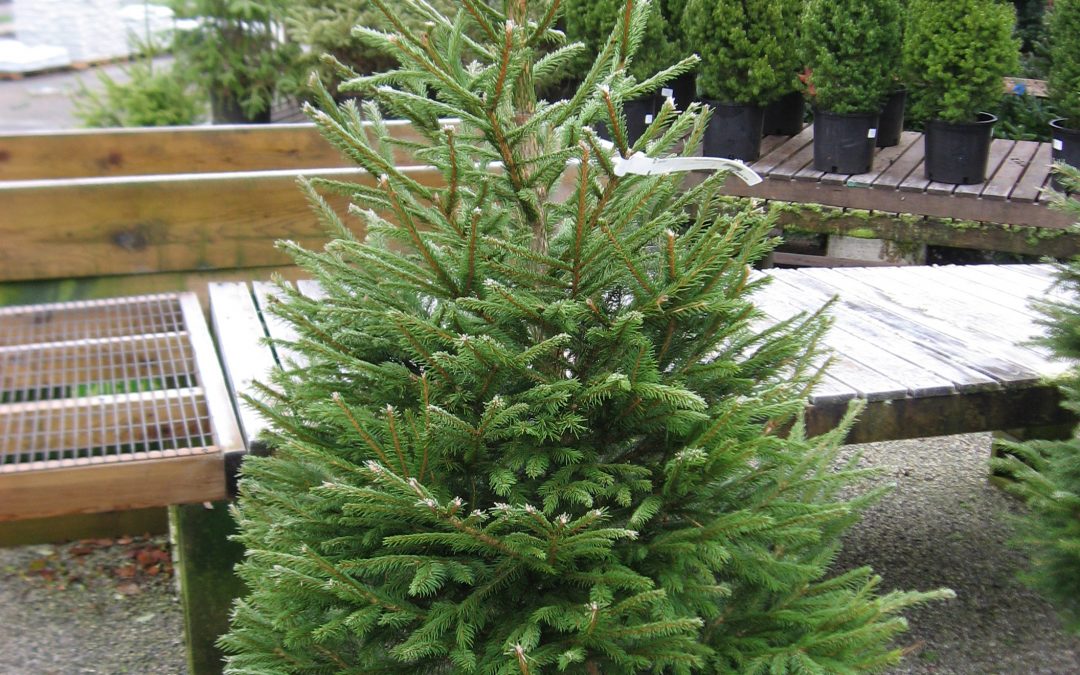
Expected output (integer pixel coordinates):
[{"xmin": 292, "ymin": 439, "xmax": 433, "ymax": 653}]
[{"xmin": 0, "ymin": 295, "xmax": 215, "ymax": 471}]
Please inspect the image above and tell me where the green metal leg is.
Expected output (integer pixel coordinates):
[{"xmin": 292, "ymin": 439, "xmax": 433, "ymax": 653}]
[{"xmin": 169, "ymin": 502, "xmax": 246, "ymax": 675}]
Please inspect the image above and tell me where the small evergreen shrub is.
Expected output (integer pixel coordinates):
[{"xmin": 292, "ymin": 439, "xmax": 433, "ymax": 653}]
[
  {"xmin": 220, "ymin": 1, "xmax": 950, "ymax": 672},
  {"xmin": 171, "ymin": 0, "xmax": 301, "ymax": 121},
  {"xmin": 562, "ymin": 0, "xmax": 684, "ymax": 83},
  {"xmin": 1049, "ymin": 0, "xmax": 1080, "ymax": 128},
  {"xmin": 682, "ymin": 0, "xmax": 803, "ymax": 104},
  {"xmin": 902, "ymin": 0, "xmax": 1020, "ymax": 124},
  {"xmin": 992, "ymin": 163, "xmax": 1080, "ymax": 633},
  {"xmin": 74, "ymin": 60, "xmax": 204, "ymax": 128},
  {"xmin": 801, "ymin": 0, "xmax": 902, "ymax": 115}
]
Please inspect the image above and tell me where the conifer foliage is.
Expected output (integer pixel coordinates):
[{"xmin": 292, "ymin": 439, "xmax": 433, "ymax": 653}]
[
  {"xmin": 993, "ymin": 164, "xmax": 1080, "ymax": 634},
  {"xmin": 221, "ymin": 1, "xmax": 949, "ymax": 672}
]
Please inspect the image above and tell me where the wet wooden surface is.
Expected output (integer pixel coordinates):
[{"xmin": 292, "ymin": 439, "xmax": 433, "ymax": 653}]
[
  {"xmin": 720, "ymin": 128, "xmax": 1073, "ymax": 231},
  {"xmin": 211, "ymin": 264, "xmax": 1076, "ymax": 449}
]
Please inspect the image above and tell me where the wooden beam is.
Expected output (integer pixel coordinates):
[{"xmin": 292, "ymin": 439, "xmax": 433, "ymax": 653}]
[
  {"xmin": 0, "ymin": 165, "xmax": 446, "ymax": 282},
  {"xmin": 0, "ymin": 451, "xmax": 226, "ymax": 521},
  {"xmin": 772, "ymin": 205, "xmax": 1080, "ymax": 258},
  {"xmin": 0, "ymin": 120, "xmax": 448, "ymax": 180}
]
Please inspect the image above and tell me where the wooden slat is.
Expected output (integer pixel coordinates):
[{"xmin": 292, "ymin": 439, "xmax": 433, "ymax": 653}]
[
  {"xmin": 178, "ymin": 293, "xmax": 245, "ymax": 456},
  {"xmin": 787, "ymin": 267, "xmax": 1045, "ymax": 384},
  {"xmin": 721, "ymin": 174, "xmax": 1075, "ymax": 230},
  {"xmin": 207, "ymin": 283, "xmax": 277, "ymax": 452},
  {"xmin": 981, "ymin": 141, "xmax": 1041, "ymax": 200},
  {"xmin": 870, "ymin": 132, "xmax": 925, "ymax": 189},
  {"xmin": 769, "ymin": 137, "xmax": 817, "ymax": 180},
  {"xmin": 766, "ymin": 269, "xmax": 999, "ymax": 394},
  {"xmin": 0, "ymin": 332, "xmax": 193, "ymax": 392},
  {"xmin": 0, "ymin": 387, "xmax": 208, "ymax": 455},
  {"xmin": 750, "ymin": 125, "xmax": 815, "ymax": 175},
  {"xmin": 828, "ymin": 267, "xmax": 1063, "ymax": 375},
  {"xmin": 252, "ymin": 281, "xmax": 304, "ymax": 367},
  {"xmin": 0, "ymin": 120, "xmax": 448, "ymax": 181},
  {"xmin": 951, "ymin": 139, "xmax": 1015, "ymax": 196},
  {"xmin": 1011, "ymin": 142, "xmax": 1053, "ymax": 203},
  {"xmin": 836, "ymin": 132, "xmax": 921, "ymax": 188},
  {"xmin": 0, "ymin": 451, "xmax": 225, "ymax": 521},
  {"xmin": 0, "ymin": 165, "xmax": 446, "ymax": 283}
]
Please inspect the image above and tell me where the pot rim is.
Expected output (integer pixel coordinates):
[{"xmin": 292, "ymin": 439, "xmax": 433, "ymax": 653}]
[
  {"xmin": 928, "ymin": 111, "xmax": 997, "ymax": 128},
  {"xmin": 1050, "ymin": 118, "xmax": 1080, "ymax": 133}
]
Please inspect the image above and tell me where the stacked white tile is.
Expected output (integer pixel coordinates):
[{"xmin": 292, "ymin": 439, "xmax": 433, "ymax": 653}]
[{"xmin": 13, "ymin": 0, "xmax": 131, "ymax": 62}]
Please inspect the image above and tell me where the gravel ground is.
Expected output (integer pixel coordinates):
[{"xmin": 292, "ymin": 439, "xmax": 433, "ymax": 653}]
[{"xmin": 1, "ymin": 432, "xmax": 1078, "ymax": 674}]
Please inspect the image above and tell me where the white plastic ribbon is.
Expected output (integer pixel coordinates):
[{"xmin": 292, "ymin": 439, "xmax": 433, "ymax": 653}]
[{"xmin": 613, "ymin": 152, "xmax": 763, "ymax": 186}]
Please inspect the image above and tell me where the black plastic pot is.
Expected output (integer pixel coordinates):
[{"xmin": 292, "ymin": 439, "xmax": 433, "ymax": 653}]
[
  {"xmin": 656, "ymin": 72, "xmax": 697, "ymax": 112},
  {"xmin": 876, "ymin": 89, "xmax": 906, "ymax": 148},
  {"xmin": 762, "ymin": 90, "xmax": 805, "ymax": 136},
  {"xmin": 924, "ymin": 112, "xmax": 996, "ymax": 184},
  {"xmin": 598, "ymin": 98, "xmax": 655, "ymax": 146},
  {"xmin": 1050, "ymin": 118, "xmax": 1080, "ymax": 192},
  {"xmin": 211, "ymin": 90, "xmax": 271, "ymax": 124},
  {"xmin": 812, "ymin": 109, "xmax": 878, "ymax": 174},
  {"xmin": 702, "ymin": 100, "xmax": 764, "ymax": 161}
]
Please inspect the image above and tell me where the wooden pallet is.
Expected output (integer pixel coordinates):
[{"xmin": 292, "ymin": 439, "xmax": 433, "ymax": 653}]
[{"xmin": 0, "ymin": 293, "xmax": 243, "ymax": 521}]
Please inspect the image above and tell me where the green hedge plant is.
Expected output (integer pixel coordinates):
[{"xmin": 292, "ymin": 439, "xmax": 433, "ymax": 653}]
[
  {"xmin": 563, "ymin": 0, "xmax": 685, "ymax": 85},
  {"xmin": 74, "ymin": 60, "xmax": 204, "ymax": 128},
  {"xmin": 902, "ymin": 0, "xmax": 1020, "ymax": 124},
  {"xmin": 801, "ymin": 0, "xmax": 903, "ymax": 114},
  {"xmin": 682, "ymin": 0, "xmax": 802, "ymax": 104},
  {"xmin": 1049, "ymin": 0, "xmax": 1080, "ymax": 128},
  {"xmin": 992, "ymin": 163, "xmax": 1080, "ymax": 633}
]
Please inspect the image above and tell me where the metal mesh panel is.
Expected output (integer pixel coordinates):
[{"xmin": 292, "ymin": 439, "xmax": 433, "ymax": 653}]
[{"xmin": 0, "ymin": 295, "xmax": 214, "ymax": 470}]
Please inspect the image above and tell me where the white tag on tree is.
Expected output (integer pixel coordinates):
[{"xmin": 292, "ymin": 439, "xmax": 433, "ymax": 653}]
[
  {"xmin": 661, "ymin": 88, "xmax": 674, "ymax": 99},
  {"xmin": 614, "ymin": 152, "xmax": 763, "ymax": 185},
  {"xmin": 645, "ymin": 114, "xmax": 654, "ymax": 124},
  {"xmin": 867, "ymin": 128, "xmax": 878, "ymax": 139},
  {"xmin": 1053, "ymin": 139, "xmax": 1064, "ymax": 151}
]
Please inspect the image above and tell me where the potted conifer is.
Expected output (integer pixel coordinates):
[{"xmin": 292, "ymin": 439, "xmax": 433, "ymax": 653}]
[
  {"xmin": 1049, "ymin": 0, "xmax": 1080, "ymax": 183},
  {"xmin": 219, "ymin": 0, "xmax": 951, "ymax": 671},
  {"xmin": 902, "ymin": 0, "xmax": 1019, "ymax": 184},
  {"xmin": 171, "ymin": 0, "xmax": 301, "ymax": 124},
  {"xmin": 564, "ymin": 0, "xmax": 686, "ymax": 143},
  {"xmin": 801, "ymin": 0, "xmax": 902, "ymax": 174},
  {"xmin": 683, "ymin": 0, "xmax": 803, "ymax": 160}
]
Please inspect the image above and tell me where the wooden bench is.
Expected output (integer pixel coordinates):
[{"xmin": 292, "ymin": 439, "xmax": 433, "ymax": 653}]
[{"xmin": 210, "ymin": 263, "xmax": 1074, "ymax": 453}]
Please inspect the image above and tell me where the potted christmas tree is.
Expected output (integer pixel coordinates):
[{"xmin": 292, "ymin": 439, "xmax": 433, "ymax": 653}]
[
  {"xmin": 683, "ymin": 0, "xmax": 803, "ymax": 160},
  {"xmin": 902, "ymin": 0, "xmax": 1019, "ymax": 184},
  {"xmin": 564, "ymin": 0, "xmax": 688, "ymax": 143},
  {"xmin": 1049, "ymin": 0, "xmax": 1080, "ymax": 184},
  {"xmin": 801, "ymin": 0, "xmax": 902, "ymax": 174},
  {"xmin": 219, "ymin": 1, "xmax": 950, "ymax": 671},
  {"xmin": 172, "ymin": 0, "xmax": 301, "ymax": 123}
]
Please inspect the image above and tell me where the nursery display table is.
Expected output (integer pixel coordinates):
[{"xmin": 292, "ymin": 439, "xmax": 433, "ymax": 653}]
[
  {"xmin": 209, "ymin": 264, "xmax": 1073, "ymax": 452},
  {"xmin": 720, "ymin": 128, "xmax": 1072, "ymax": 231},
  {"xmin": 0, "ymin": 293, "xmax": 243, "ymax": 522}
]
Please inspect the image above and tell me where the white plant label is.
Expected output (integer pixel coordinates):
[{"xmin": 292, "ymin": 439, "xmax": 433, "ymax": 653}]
[
  {"xmin": 645, "ymin": 114, "xmax": 654, "ymax": 124},
  {"xmin": 867, "ymin": 128, "xmax": 878, "ymax": 139},
  {"xmin": 614, "ymin": 152, "xmax": 763, "ymax": 186},
  {"xmin": 1053, "ymin": 139, "xmax": 1064, "ymax": 151},
  {"xmin": 661, "ymin": 88, "xmax": 674, "ymax": 99}
]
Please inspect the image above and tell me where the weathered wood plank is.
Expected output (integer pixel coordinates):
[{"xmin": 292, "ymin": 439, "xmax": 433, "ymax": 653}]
[
  {"xmin": 1011, "ymin": 142, "xmax": 1053, "ymax": 203},
  {"xmin": 252, "ymin": 281, "xmax": 304, "ymax": 367},
  {"xmin": 980, "ymin": 140, "xmax": 1040, "ymax": 201},
  {"xmin": 788, "ymin": 267, "xmax": 1047, "ymax": 383},
  {"xmin": 870, "ymin": 132, "xmax": 925, "ymax": 189},
  {"xmin": 0, "ymin": 451, "xmax": 225, "ymax": 521},
  {"xmin": 750, "ymin": 125, "xmax": 815, "ymax": 176},
  {"xmin": 207, "ymin": 283, "xmax": 277, "ymax": 452},
  {"xmin": 842, "ymin": 132, "xmax": 921, "ymax": 188},
  {"xmin": 952, "ymin": 139, "xmax": 1015, "ymax": 197},
  {"xmin": 765, "ymin": 270, "xmax": 1000, "ymax": 393},
  {"xmin": 0, "ymin": 120, "xmax": 445, "ymax": 180},
  {"xmin": 0, "ymin": 165, "xmax": 446, "ymax": 283}
]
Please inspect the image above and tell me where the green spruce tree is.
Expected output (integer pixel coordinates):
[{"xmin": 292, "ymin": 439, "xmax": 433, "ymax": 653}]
[
  {"xmin": 993, "ymin": 164, "xmax": 1080, "ymax": 634},
  {"xmin": 220, "ymin": 1, "xmax": 949, "ymax": 672}
]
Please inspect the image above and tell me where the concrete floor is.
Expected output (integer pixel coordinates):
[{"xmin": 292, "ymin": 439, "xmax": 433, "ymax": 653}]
[{"xmin": 0, "ymin": 59, "xmax": 139, "ymax": 132}]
